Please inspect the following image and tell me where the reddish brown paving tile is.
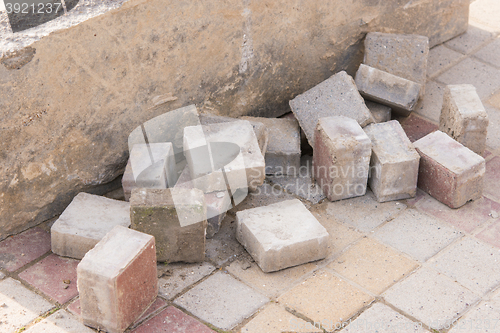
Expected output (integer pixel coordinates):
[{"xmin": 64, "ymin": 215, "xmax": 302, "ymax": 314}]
[
  {"xmin": 67, "ymin": 298, "xmax": 81, "ymax": 316},
  {"xmin": 399, "ymin": 114, "xmax": 438, "ymax": 142},
  {"xmin": 131, "ymin": 306, "xmax": 216, "ymax": 333},
  {"xmin": 19, "ymin": 253, "xmax": 79, "ymax": 304},
  {"xmin": 0, "ymin": 227, "xmax": 51, "ymax": 272},
  {"xmin": 133, "ymin": 297, "xmax": 168, "ymax": 326}
]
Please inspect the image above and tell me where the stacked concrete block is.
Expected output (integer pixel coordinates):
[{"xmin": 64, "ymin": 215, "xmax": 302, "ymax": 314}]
[
  {"xmin": 439, "ymin": 84, "xmax": 489, "ymax": 156},
  {"xmin": 289, "ymin": 71, "xmax": 375, "ymax": 146},
  {"xmin": 364, "ymin": 32, "xmax": 429, "ymax": 97},
  {"xmin": 122, "ymin": 142, "xmax": 176, "ymax": 201},
  {"xmin": 199, "ymin": 113, "xmax": 269, "ymax": 155},
  {"xmin": 365, "ymin": 100, "xmax": 392, "ymax": 123},
  {"xmin": 175, "ymin": 166, "xmax": 231, "ymax": 238},
  {"xmin": 51, "ymin": 193, "xmax": 130, "ymax": 259},
  {"xmin": 183, "ymin": 120, "xmax": 265, "ymax": 193},
  {"xmin": 242, "ymin": 116, "xmax": 301, "ymax": 175},
  {"xmin": 77, "ymin": 225, "xmax": 157, "ymax": 333},
  {"xmin": 355, "ymin": 64, "xmax": 422, "ymax": 114},
  {"xmin": 313, "ymin": 116, "xmax": 372, "ymax": 201},
  {"xmin": 364, "ymin": 121, "xmax": 420, "ymax": 202},
  {"xmin": 236, "ymin": 199, "xmax": 329, "ymax": 272},
  {"xmin": 414, "ymin": 131, "xmax": 485, "ymax": 208},
  {"xmin": 130, "ymin": 188, "xmax": 207, "ymax": 262}
]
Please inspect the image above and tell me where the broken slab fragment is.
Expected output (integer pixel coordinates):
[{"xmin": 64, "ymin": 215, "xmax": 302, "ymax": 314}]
[
  {"xmin": 242, "ymin": 116, "xmax": 301, "ymax": 175},
  {"xmin": 174, "ymin": 166, "xmax": 231, "ymax": 238},
  {"xmin": 355, "ymin": 64, "xmax": 422, "ymax": 115},
  {"xmin": 122, "ymin": 142, "xmax": 176, "ymax": 201},
  {"xmin": 51, "ymin": 193, "xmax": 130, "ymax": 260},
  {"xmin": 236, "ymin": 199, "xmax": 329, "ymax": 273},
  {"xmin": 313, "ymin": 116, "xmax": 372, "ymax": 202},
  {"xmin": 77, "ymin": 225, "xmax": 157, "ymax": 333},
  {"xmin": 364, "ymin": 32, "xmax": 429, "ymax": 97},
  {"xmin": 414, "ymin": 131, "xmax": 485, "ymax": 208},
  {"xmin": 364, "ymin": 121, "xmax": 420, "ymax": 202},
  {"xmin": 289, "ymin": 71, "xmax": 375, "ymax": 146},
  {"xmin": 439, "ymin": 84, "xmax": 489, "ymax": 156},
  {"xmin": 130, "ymin": 188, "xmax": 207, "ymax": 262},
  {"xmin": 365, "ymin": 100, "xmax": 392, "ymax": 123}
]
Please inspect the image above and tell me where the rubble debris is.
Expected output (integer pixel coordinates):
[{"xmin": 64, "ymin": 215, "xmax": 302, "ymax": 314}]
[
  {"xmin": 364, "ymin": 120, "xmax": 420, "ymax": 202},
  {"xmin": 236, "ymin": 199, "xmax": 329, "ymax": 272},
  {"xmin": 439, "ymin": 84, "xmax": 489, "ymax": 156},
  {"xmin": 414, "ymin": 131, "xmax": 485, "ymax": 208},
  {"xmin": 51, "ymin": 193, "xmax": 130, "ymax": 260},
  {"xmin": 77, "ymin": 225, "xmax": 157, "ymax": 333}
]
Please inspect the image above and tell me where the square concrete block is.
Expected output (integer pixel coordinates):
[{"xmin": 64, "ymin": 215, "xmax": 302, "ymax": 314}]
[
  {"xmin": 289, "ymin": 71, "xmax": 374, "ymax": 146},
  {"xmin": 355, "ymin": 64, "xmax": 422, "ymax": 115},
  {"xmin": 364, "ymin": 120, "xmax": 420, "ymax": 202},
  {"xmin": 414, "ymin": 131, "xmax": 485, "ymax": 208},
  {"xmin": 364, "ymin": 32, "xmax": 429, "ymax": 93},
  {"xmin": 130, "ymin": 188, "xmax": 207, "ymax": 262},
  {"xmin": 236, "ymin": 199, "xmax": 329, "ymax": 273},
  {"xmin": 51, "ymin": 192, "xmax": 130, "ymax": 259},
  {"xmin": 242, "ymin": 116, "xmax": 301, "ymax": 175},
  {"xmin": 174, "ymin": 166, "xmax": 231, "ymax": 238},
  {"xmin": 313, "ymin": 116, "xmax": 372, "ymax": 201},
  {"xmin": 439, "ymin": 84, "xmax": 489, "ymax": 155},
  {"xmin": 77, "ymin": 225, "xmax": 157, "ymax": 333},
  {"xmin": 183, "ymin": 120, "xmax": 265, "ymax": 193},
  {"xmin": 122, "ymin": 142, "xmax": 176, "ymax": 201},
  {"xmin": 365, "ymin": 100, "xmax": 392, "ymax": 123}
]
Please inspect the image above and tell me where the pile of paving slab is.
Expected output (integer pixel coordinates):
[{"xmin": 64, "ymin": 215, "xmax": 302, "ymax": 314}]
[{"xmin": 48, "ymin": 32, "xmax": 489, "ymax": 332}]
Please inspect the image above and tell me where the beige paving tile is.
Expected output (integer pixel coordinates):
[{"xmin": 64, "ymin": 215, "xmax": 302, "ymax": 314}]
[
  {"xmin": 240, "ymin": 303, "xmax": 322, "ymax": 333},
  {"xmin": 328, "ymin": 238, "xmax": 419, "ymax": 295},
  {"xmin": 445, "ymin": 24, "xmax": 495, "ymax": 54},
  {"xmin": 277, "ymin": 270, "xmax": 373, "ymax": 325},
  {"xmin": 487, "ymin": 90, "xmax": 500, "ymax": 109},
  {"xmin": 474, "ymin": 37, "xmax": 500, "ymax": 68},
  {"xmin": 158, "ymin": 262, "xmax": 215, "ymax": 299},
  {"xmin": 226, "ymin": 260, "xmax": 318, "ymax": 298},
  {"xmin": 470, "ymin": 0, "xmax": 500, "ymax": 33},
  {"xmin": 24, "ymin": 310, "xmax": 94, "ymax": 333},
  {"xmin": 413, "ymin": 80, "xmax": 445, "ymax": 122},
  {"xmin": 427, "ymin": 45, "xmax": 464, "ymax": 78},
  {"xmin": 448, "ymin": 301, "xmax": 500, "ymax": 333}
]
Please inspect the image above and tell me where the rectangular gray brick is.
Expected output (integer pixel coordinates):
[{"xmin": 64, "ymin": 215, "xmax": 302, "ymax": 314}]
[{"xmin": 365, "ymin": 100, "xmax": 391, "ymax": 123}]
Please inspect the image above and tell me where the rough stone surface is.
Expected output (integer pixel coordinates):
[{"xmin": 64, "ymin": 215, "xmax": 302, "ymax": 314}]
[
  {"xmin": 313, "ymin": 116, "xmax": 372, "ymax": 201},
  {"xmin": 364, "ymin": 120, "xmax": 420, "ymax": 202},
  {"xmin": 242, "ymin": 117, "xmax": 300, "ymax": 175},
  {"xmin": 174, "ymin": 166, "xmax": 230, "ymax": 238},
  {"xmin": 0, "ymin": 0, "xmax": 469, "ymax": 238},
  {"xmin": 439, "ymin": 84, "xmax": 489, "ymax": 155},
  {"xmin": 130, "ymin": 188, "xmax": 207, "ymax": 263},
  {"xmin": 122, "ymin": 142, "xmax": 176, "ymax": 201},
  {"xmin": 290, "ymin": 71, "xmax": 374, "ymax": 146},
  {"xmin": 51, "ymin": 192, "xmax": 130, "ymax": 259},
  {"xmin": 77, "ymin": 225, "xmax": 157, "ymax": 333},
  {"xmin": 236, "ymin": 199, "xmax": 329, "ymax": 272},
  {"xmin": 414, "ymin": 131, "xmax": 485, "ymax": 208},
  {"xmin": 355, "ymin": 64, "xmax": 422, "ymax": 115},
  {"xmin": 365, "ymin": 100, "xmax": 391, "ymax": 123},
  {"xmin": 363, "ymin": 32, "xmax": 429, "ymax": 94}
]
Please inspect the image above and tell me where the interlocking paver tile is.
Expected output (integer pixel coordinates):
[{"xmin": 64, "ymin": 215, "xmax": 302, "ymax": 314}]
[
  {"xmin": 448, "ymin": 301, "xmax": 500, "ymax": 333},
  {"xmin": 437, "ymin": 58, "xmax": 500, "ymax": 99},
  {"xmin": 323, "ymin": 190, "xmax": 406, "ymax": 232},
  {"xmin": 430, "ymin": 237, "xmax": 500, "ymax": 295},
  {"xmin": 342, "ymin": 302, "xmax": 430, "ymax": 332},
  {"xmin": 132, "ymin": 297, "xmax": 168, "ymax": 327},
  {"xmin": 229, "ymin": 183, "xmax": 298, "ymax": 213},
  {"xmin": 416, "ymin": 195, "xmax": 500, "ymax": 233},
  {"xmin": 374, "ymin": 209, "xmax": 462, "ymax": 262},
  {"xmin": 240, "ymin": 303, "xmax": 322, "ymax": 333},
  {"xmin": 328, "ymin": 238, "xmax": 419, "ymax": 295},
  {"xmin": 414, "ymin": 81, "xmax": 445, "ymax": 122},
  {"xmin": 277, "ymin": 270, "xmax": 373, "ymax": 326},
  {"xmin": 474, "ymin": 37, "xmax": 500, "ymax": 68},
  {"xmin": 66, "ymin": 298, "xmax": 81, "ymax": 316},
  {"xmin": 444, "ymin": 24, "xmax": 495, "ymax": 55},
  {"xmin": 226, "ymin": 260, "xmax": 318, "ymax": 298},
  {"xmin": 174, "ymin": 272, "xmax": 268, "ymax": 330},
  {"xmin": 383, "ymin": 267, "xmax": 479, "ymax": 330},
  {"xmin": 0, "ymin": 277, "xmax": 54, "ymax": 332},
  {"xmin": 19, "ymin": 253, "xmax": 79, "ymax": 304},
  {"xmin": 404, "ymin": 188, "xmax": 427, "ymax": 207},
  {"xmin": 476, "ymin": 219, "xmax": 500, "ymax": 249},
  {"xmin": 0, "ymin": 227, "xmax": 51, "ymax": 272},
  {"xmin": 158, "ymin": 262, "xmax": 215, "ymax": 300},
  {"xmin": 470, "ymin": 0, "xmax": 500, "ymax": 33},
  {"xmin": 484, "ymin": 156, "xmax": 500, "ymax": 201},
  {"xmin": 399, "ymin": 114, "xmax": 438, "ymax": 143},
  {"xmin": 131, "ymin": 306, "xmax": 216, "ymax": 333},
  {"xmin": 24, "ymin": 309, "xmax": 94, "ymax": 333},
  {"xmin": 205, "ymin": 215, "xmax": 246, "ymax": 266},
  {"xmin": 427, "ymin": 45, "xmax": 464, "ymax": 78},
  {"xmin": 485, "ymin": 105, "xmax": 500, "ymax": 151}
]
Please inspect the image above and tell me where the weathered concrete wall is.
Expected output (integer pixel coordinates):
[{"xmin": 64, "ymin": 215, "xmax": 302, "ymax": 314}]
[{"xmin": 0, "ymin": 0, "xmax": 468, "ymax": 238}]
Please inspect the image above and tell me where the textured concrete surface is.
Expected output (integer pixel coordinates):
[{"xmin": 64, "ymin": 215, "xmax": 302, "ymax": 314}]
[
  {"xmin": 158, "ymin": 262, "xmax": 215, "ymax": 300},
  {"xmin": 365, "ymin": 100, "xmax": 391, "ymax": 123},
  {"xmin": 24, "ymin": 309, "xmax": 95, "ymax": 333}
]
